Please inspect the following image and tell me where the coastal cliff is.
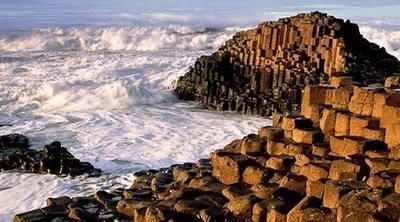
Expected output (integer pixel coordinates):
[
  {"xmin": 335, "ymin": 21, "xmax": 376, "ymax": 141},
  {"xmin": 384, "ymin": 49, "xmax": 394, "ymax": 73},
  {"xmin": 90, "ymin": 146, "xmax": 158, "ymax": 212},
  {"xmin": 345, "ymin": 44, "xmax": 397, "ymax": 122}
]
[{"xmin": 174, "ymin": 11, "xmax": 400, "ymax": 115}]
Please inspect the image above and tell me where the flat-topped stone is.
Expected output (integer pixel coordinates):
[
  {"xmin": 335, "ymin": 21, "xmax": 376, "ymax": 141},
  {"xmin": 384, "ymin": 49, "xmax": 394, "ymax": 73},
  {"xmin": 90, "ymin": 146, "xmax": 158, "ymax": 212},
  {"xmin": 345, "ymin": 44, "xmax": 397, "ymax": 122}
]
[{"xmin": 174, "ymin": 11, "xmax": 400, "ymax": 115}]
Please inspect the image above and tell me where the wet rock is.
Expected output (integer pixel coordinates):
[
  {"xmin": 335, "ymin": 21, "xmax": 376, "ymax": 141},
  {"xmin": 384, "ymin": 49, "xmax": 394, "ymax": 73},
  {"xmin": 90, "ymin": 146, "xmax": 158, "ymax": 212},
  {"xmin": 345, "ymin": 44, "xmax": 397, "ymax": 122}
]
[
  {"xmin": 0, "ymin": 136, "xmax": 101, "ymax": 177},
  {"xmin": 123, "ymin": 188, "xmax": 153, "ymax": 200},
  {"xmin": 46, "ymin": 196, "xmax": 72, "ymax": 207},
  {"xmin": 151, "ymin": 173, "xmax": 174, "ymax": 193},
  {"xmin": 72, "ymin": 196, "xmax": 98, "ymax": 206},
  {"xmin": 337, "ymin": 189, "xmax": 382, "ymax": 221},
  {"xmin": 14, "ymin": 205, "xmax": 69, "ymax": 222},
  {"xmin": 94, "ymin": 191, "xmax": 121, "ymax": 207},
  {"xmin": 116, "ymin": 198, "xmax": 155, "ymax": 218},
  {"xmin": 0, "ymin": 134, "xmax": 28, "ymax": 149},
  {"xmin": 14, "ymin": 209, "xmax": 48, "ymax": 222},
  {"xmin": 68, "ymin": 207, "xmax": 97, "ymax": 221},
  {"xmin": 322, "ymin": 180, "xmax": 368, "ymax": 209},
  {"xmin": 12, "ymin": 13, "xmax": 400, "ymax": 222},
  {"xmin": 377, "ymin": 193, "xmax": 400, "ymax": 221}
]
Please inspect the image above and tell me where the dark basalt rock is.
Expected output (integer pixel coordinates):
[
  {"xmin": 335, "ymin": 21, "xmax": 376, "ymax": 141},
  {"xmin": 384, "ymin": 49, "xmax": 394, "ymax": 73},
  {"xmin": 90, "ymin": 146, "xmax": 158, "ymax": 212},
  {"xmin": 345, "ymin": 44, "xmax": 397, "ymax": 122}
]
[
  {"xmin": 0, "ymin": 133, "xmax": 28, "ymax": 149},
  {"xmin": 174, "ymin": 11, "xmax": 400, "ymax": 115},
  {"xmin": 0, "ymin": 134, "xmax": 101, "ymax": 176},
  {"xmin": 14, "ymin": 12, "xmax": 400, "ymax": 222},
  {"xmin": 16, "ymin": 74, "xmax": 400, "ymax": 222}
]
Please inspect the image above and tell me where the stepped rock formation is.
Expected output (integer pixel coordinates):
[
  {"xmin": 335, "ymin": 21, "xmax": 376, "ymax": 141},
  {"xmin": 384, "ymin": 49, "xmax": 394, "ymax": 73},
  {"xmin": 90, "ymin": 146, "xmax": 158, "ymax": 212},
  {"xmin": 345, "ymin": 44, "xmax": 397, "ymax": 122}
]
[
  {"xmin": 174, "ymin": 11, "xmax": 400, "ymax": 116},
  {"xmin": 14, "ymin": 76, "xmax": 400, "ymax": 222},
  {"xmin": 0, "ymin": 134, "xmax": 101, "ymax": 177}
]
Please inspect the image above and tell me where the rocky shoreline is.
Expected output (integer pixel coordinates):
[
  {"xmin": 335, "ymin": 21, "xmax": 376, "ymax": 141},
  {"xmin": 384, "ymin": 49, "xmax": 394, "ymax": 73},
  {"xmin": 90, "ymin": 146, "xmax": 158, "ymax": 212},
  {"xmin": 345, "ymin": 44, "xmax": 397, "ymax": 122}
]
[
  {"xmin": 7, "ymin": 12, "xmax": 400, "ymax": 222},
  {"xmin": 12, "ymin": 75, "xmax": 400, "ymax": 222},
  {"xmin": 0, "ymin": 134, "xmax": 101, "ymax": 177}
]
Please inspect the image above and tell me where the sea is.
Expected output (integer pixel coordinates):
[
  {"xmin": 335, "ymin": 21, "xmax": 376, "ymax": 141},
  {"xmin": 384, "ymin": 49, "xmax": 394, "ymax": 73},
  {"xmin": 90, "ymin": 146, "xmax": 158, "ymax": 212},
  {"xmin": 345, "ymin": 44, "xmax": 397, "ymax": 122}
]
[{"xmin": 0, "ymin": 0, "xmax": 400, "ymax": 220}]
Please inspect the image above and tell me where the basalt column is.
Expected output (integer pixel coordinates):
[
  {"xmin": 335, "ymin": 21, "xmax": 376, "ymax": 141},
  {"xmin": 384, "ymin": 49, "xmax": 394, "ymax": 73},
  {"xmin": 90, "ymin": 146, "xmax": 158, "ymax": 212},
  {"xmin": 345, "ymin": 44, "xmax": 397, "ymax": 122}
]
[{"xmin": 174, "ymin": 11, "xmax": 400, "ymax": 116}]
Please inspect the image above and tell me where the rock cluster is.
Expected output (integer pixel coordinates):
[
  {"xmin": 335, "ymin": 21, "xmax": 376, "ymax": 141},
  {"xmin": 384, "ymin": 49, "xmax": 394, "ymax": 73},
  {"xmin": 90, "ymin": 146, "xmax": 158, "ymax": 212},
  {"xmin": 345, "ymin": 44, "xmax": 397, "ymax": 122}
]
[
  {"xmin": 0, "ymin": 134, "xmax": 101, "ymax": 177},
  {"xmin": 15, "ymin": 75, "xmax": 400, "ymax": 221},
  {"xmin": 174, "ymin": 11, "xmax": 400, "ymax": 115}
]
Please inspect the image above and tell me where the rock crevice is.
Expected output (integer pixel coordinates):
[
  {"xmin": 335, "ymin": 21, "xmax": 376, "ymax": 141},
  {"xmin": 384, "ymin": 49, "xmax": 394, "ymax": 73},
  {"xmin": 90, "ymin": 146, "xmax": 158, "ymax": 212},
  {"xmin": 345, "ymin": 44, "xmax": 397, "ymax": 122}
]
[
  {"xmin": 12, "ymin": 12, "xmax": 400, "ymax": 222},
  {"xmin": 14, "ymin": 75, "xmax": 400, "ymax": 222}
]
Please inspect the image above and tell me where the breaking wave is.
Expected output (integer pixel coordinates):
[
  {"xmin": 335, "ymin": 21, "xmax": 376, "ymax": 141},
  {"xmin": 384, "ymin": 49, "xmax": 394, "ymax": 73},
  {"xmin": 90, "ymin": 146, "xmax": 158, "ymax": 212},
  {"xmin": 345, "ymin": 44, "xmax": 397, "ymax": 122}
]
[
  {"xmin": 17, "ymin": 80, "xmax": 174, "ymax": 111},
  {"xmin": 2, "ymin": 25, "xmax": 399, "ymax": 59},
  {"xmin": 0, "ymin": 26, "xmax": 239, "ymax": 52},
  {"xmin": 360, "ymin": 26, "xmax": 400, "ymax": 59}
]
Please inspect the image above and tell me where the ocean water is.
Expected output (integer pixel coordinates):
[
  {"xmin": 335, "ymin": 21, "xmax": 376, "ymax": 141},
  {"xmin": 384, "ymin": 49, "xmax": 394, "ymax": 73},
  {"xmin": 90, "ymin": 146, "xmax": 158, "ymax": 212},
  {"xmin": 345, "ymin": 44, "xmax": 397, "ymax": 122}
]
[{"xmin": 0, "ymin": 1, "xmax": 400, "ymax": 220}]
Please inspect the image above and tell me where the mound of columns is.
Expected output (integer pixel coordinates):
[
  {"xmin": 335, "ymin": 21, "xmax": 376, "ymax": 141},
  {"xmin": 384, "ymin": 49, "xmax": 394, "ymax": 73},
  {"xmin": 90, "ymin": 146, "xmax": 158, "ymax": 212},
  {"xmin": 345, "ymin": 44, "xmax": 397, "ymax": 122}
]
[
  {"xmin": 174, "ymin": 12, "xmax": 400, "ymax": 116},
  {"xmin": 15, "ymin": 76, "xmax": 400, "ymax": 222}
]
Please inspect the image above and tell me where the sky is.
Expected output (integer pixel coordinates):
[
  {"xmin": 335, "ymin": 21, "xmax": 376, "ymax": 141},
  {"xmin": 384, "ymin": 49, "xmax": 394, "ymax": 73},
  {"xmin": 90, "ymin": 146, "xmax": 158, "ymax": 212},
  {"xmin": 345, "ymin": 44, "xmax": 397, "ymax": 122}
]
[{"xmin": 0, "ymin": 0, "xmax": 399, "ymax": 29}]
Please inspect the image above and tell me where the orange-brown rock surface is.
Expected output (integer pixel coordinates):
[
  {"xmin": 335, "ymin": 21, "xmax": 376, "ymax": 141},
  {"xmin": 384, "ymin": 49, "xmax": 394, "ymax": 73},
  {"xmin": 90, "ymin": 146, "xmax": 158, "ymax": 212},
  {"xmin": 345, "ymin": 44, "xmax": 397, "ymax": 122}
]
[
  {"xmin": 13, "ymin": 12, "xmax": 400, "ymax": 222},
  {"xmin": 174, "ymin": 11, "xmax": 400, "ymax": 115},
  {"xmin": 15, "ymin": 75, "xmax": 400, "ymax": 222}
]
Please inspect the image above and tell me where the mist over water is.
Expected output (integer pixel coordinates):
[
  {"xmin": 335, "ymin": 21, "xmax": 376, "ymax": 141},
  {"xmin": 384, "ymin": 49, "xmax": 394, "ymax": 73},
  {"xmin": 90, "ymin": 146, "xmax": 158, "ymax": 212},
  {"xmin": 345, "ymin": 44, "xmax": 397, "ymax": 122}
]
[{"xmin": 0, "ymin": 0, "xmax": 399, "ymax": 220}]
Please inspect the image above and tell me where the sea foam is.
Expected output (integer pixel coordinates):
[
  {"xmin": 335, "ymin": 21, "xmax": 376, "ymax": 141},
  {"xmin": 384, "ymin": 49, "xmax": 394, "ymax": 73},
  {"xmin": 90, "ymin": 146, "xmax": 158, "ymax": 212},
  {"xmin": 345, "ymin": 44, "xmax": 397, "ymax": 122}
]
[
  {"xmin": 0, "ymin": 23, "xmax": 400, "ymax": 221},
  {"xmin": 360, "ymin": 26, "xmax": 400, "ymax": 59},
  {"xmin": 0, "ymin": 25, "xmax": 399, "ymax": 59},
  {"xmin": 0, "ymin": 26, "xmax": 269, "ymax": 220},
  {"xmin": 0, "ymin": 26, "xmax": 239, "ymax": 52}
]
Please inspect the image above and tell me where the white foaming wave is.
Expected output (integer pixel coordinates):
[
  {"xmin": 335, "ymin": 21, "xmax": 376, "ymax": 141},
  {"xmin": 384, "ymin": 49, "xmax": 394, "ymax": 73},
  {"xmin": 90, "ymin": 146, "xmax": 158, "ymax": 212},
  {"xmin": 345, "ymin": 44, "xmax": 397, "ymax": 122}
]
[
  {"xmin": 0, "ymin": 50, "xmax": 197, "ymax": 112},
  {"xmin": 0, "ymin": 26, "xmax": 239, "ymax": 52},
  {"xmin": 0, "ymin": 173, "xmax": 81, "ymax": 220},
  {"xmin": 0, "ymin": 25, "xmax": 268, "ymax": 221},
  {"xmin": 0, "ymin": 171, "xmax": 136, "ymax": 220},
  {"xmin": 360, "ymin": 26, "xmax": 400, "ymax": 59},
  {"xmin": 18, "ymin": 80, "xmax": 174, "ymax": 111}
]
